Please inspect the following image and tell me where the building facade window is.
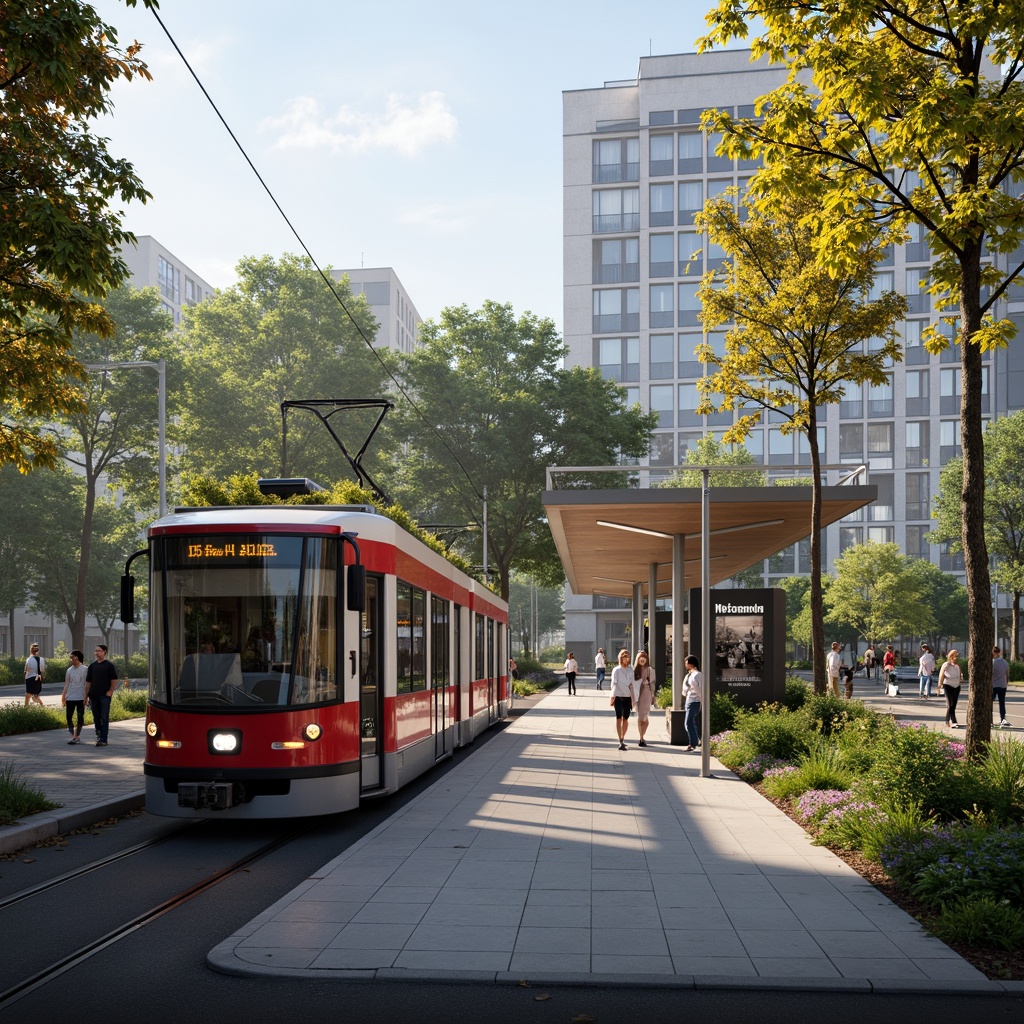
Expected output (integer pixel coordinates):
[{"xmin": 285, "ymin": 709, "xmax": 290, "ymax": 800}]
[
  {"xmin": 906, "ymin": 268, "xmax": 930, "ymax": 314},
  {"xmin": 906, "ymin": 473, "xmax": 930, "ymax": 520},
  {"xmin": 677, "ymin": 132, "xmax": 702, "ymax": 174},
  {"xmin": 650, "ymin": 335, "xmax": 674, "ymax": 378},
  {"xmin": 905, "ymin": 524, "xmax": 930, "ymax": 558},
  {"xmin": 649, "ymin": 384, "xmax": 675, "ymax": 428},
  {"xmin": 650, "ymin": 135, "xmax": 674, "ymax": 175},
  {"xmin": 649, "ymin": 184, "xmax": 674, "ymax": 227},
  {"xmin": 678, "ymin": 181, "xmax": 703, "ymax": 223},
  {"xmin": 594, "ymin": 238, "xmax": 640, "ymax": 283},
  {"xmin": 940, "ymin": 420, "xmax": 961, "ymax": 462},
  {"xmin": 868, "ymin": 376, "xmax": 894, "ymax": 416},
  {"xmin": 940, "ymin": 367, "xmax": 961, "ymax": 415},
  {"xmin": 593, "ymin": 137, "xmax": 639, "ymax": 183},
  {"xmin": 593, "ymin": 188, "xmax": 640, "ymax": 233},
  {"xmin": 649, "ymin": 234, "xmax": 674, "ymax": 277},
  {"xmin": 650, "ymin": 284, "xmax": 674, "ymax": 328},
  {"xmin": 596, "ymin": 337, "xmax": 639, "ymax": 381},
  {"xmin": 677, "ymin": 282, "xmax": 701, "ymax": 327},
  {"xmin": 905, "ymin": 421, "xmax": 930, "ymax": 467},
  {"xmin": 592, "ymin": 289, "xmax": 639, "ymax": 333},
  {"xmin": 905, "ymin": 369, "xmax": 930, "ymax": 416}
]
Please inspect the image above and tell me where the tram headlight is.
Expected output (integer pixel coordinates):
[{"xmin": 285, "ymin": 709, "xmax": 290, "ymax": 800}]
[
  {"xmin": 146, "ymin": 721, "xmax": 158, "ymax": 738},
  {"xmin": 207, "ymin": 729, "xmax": 243, "ymax": 755},
  {"xmin": 303, "ymin": 723, "xmax": 322, "ymax": 742}
]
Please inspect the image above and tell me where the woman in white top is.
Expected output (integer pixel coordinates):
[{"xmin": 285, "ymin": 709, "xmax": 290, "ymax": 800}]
[
  {"xmin": 632, "ymin": 650, "xmax": 657, "ymax": 747},
  {"xmin": 563, "ymin": 652, "xmax": 579, "ymax": 694},
  {"xmin": 683, "ymin": 655, "xmax": 703, "ymax": 750},
  {"xmin": 938, "ymin": 648, "xmax": 963, "ymax": 728},
  {"xmin": 61, "ymin": 649, "xmax": 88, "ymax": 744},
  {"xmin": 609, "ymin": 649, "xmax": 636, "ymax": 750},
  {"xmin": 24, "ymin": 642, "xmax": 46, "ymax": 707},
  {"xmin": 918, "ymin": 643, "xmax": 936, "ymax": 698},
  {"xmin": 594, "ymin": 648, "xmax": 607, "ymax": 690}
]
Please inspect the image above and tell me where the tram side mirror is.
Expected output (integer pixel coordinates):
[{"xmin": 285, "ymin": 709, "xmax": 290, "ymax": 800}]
[
  {"xmin": 347, "ymin": 564, "xmax": 366, "ymax": 613},
  {"xmin": 121, "ymin": 574, "xmax": 135, "ymax": 624}
]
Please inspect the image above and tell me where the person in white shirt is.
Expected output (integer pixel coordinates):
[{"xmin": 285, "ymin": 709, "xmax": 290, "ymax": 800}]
[
  {"xmin": 24, "ymin": 642, "xmax": 46, "ymax": 707},
  {"xmin": 825, "ymin": 642, "xmax": 842, "ymax": 698},
  {"xmin": 609, "ymin": 649, "xmax": 636, "ymax": 750},
  {"xmin": 918, "ymin": 643, "xmax": 936, "ymax": 699},
  {"xmin": 594, "ymin": 648, "xmax": 607, "ymax": 690},
  {"xmin": 563, "ymin": 652, "xmax": 578, "ymax": 694},
  {"xmin": 61, "ymin": 649, "xmax": 88, "ymax": 744},
  {"xmin": 938, "ymin": 648, "xmax": 962, "ymax": 728},
  {"xmin": 683, "ymin": 655, "xmax": 703, "ymax": 751}
]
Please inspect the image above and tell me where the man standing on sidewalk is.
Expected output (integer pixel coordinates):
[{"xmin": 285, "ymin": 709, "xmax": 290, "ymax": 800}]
[
  {"xmin": 826, "ymin": 642, "xmax": 842, "ymax": 698},
  {"xmin": 86, "ymin": 644, "xmax": 118, "ymax": 747}
]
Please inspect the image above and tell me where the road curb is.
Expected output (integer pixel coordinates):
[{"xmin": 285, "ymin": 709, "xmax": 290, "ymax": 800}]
[{"xmin": 0, "ymin": 792, "xmax": 145, "ymax": 856}]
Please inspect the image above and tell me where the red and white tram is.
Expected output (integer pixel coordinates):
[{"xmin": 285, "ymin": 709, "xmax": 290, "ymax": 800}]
[{"xmin": 137, "ymin": 497, "xmax": 509, "ymax": 818}]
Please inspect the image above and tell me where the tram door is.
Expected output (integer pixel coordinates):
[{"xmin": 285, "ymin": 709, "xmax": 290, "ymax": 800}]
[
  {"xmin": 487, "ymin": 618, "xmax": 496, "ymax": 721},
  {"xmin": 432, "ymin": 595, "xmax": 449, "ymax": 759},
  {"xmin": 360, "ymin": 575, "xmax": 383, "ymax": 790}
]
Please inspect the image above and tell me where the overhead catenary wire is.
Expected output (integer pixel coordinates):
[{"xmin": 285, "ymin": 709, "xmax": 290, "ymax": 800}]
[{"xmin": 148, "ymin": 7, "xmax": 486, "ymax": 506}]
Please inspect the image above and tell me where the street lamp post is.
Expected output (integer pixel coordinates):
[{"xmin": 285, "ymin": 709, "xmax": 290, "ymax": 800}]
[{"xmin": 84, "ymin": 359, "xmax": 166, "ymax": 517}]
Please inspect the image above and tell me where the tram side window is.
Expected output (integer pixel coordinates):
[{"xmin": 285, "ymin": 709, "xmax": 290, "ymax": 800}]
[
  {"xmin": 475, "ymin": 613, "xmax": 485, "ymax": 680},
  {"xmin": 397, "ymin": 581, "xmax": 427, "ymax": 693}
]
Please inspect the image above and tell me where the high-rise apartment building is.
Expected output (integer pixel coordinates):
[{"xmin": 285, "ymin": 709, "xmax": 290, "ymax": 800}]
[
  {"xmin": 120, "ymin": 235, "xmax": 215, "ymax": 325},
  {"xmin": 330, "ymin": 266, "xmax": 421, "ymax": 354},
  {"xmin": 562, "ymin": 50, "xmax": 1024, "ymax": 663}
]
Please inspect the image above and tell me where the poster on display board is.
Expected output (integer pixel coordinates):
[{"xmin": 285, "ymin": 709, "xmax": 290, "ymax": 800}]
[{"xmin": 687, "ymin": 588, "xmax": 785, "ymax": 708}]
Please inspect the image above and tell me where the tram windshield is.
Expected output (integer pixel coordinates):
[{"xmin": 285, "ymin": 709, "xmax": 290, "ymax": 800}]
[{"xmin": 151, "ymin": 534, "xmax": 337, "ymax": 707}]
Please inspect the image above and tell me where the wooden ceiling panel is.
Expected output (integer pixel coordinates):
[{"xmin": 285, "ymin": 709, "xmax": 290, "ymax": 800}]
[{"xmin": 543, "ymin": 485, "xmax": 875, "ymax": 599}]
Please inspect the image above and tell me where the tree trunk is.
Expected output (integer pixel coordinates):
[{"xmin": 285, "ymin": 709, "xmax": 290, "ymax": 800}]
[
  {"xmin": 808, "ymin": 413, "xmax": 826, "ymax": 694},
  {"xmin": 959, "ymin": 266, "xmax": 994, "ymax": 759}
]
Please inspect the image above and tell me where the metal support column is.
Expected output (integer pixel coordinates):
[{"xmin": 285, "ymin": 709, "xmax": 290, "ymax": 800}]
[
  {"xmin": 701, "ymin": 468, "xmax": 712, "ymax": 778},
  {"xmin": 631, "ymin": 582, "xmax": 643, "ymax": 662}
]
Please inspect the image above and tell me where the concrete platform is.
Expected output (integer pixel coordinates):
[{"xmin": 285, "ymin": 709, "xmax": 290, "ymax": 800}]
[{"xmin": 207, "ymin": 680, "xmax": 1022, "ymax": 993}]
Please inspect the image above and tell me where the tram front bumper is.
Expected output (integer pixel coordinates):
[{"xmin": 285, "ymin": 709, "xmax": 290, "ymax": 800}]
[{"xmin": 177, "ymin": 781, "xmax": 235, "ymax": 810}]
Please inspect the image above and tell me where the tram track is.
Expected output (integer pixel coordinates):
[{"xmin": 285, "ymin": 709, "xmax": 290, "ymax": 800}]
[
  {"xmin": 0, "ymin": 816, "xmax": 324, "ymax": 1013},
  {"xmin": 0, "ymin": 821, "xmax": 199, "ymax": 913}
]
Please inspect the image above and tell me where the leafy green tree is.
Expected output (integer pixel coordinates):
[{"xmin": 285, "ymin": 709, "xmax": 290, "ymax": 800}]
[
  {"xmin": 391, "ymin": 301, "xmax": 656, "ymax": 601},
  {"xmin": 173, "ymin": 255, "xmax": 391, "ymax": 483},
  {"xmin": 931, "ymin": 412, "xmax": 1024, "ymax": 657},
  {"xmin": 695, "ymin": 185, "xmax": 906, "ymax": 692},
  {"xmin": 52, "ymin": 286, "xmax": 170, "ymax": 647},
  {"xmin": 825, "ymin": 542, "xmax": 934, "ymax": 648},
  {"xmin": 0, "ymin": 0, "xmax": 154, "ymax": 472},
  {"xmin": 508, "ymin": 574, "xmax": 564, "ymax": 658},
  {"xmin": 699, "ymin": 0, "xmax": 1024, "ymax": 750},
  {"xmin": 656, "ymin": 435, "xmax": 766, "ymax": 488},
  {"xmin": 0, "ymin": 466, "xmax": 38, "ymax": 645},
  {"xmin": 910, "ymin": 558, "xmax": 969, "ymax": 653},
  {"xmin": 9, "ymin": 464, "xmax": 136, "ymax": 643}
]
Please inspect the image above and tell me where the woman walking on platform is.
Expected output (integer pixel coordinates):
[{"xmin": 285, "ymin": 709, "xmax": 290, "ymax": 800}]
[
  {"xmin": 939, "ymin": 649, "xmax": 963, "ymax": 728},
  {"xmin": 633, "ymin": 650, "xmax": 656, "ymax": 746},
  {"xmin": 609, "ymin": 649, "xmax": 635, "ymax": 750}
]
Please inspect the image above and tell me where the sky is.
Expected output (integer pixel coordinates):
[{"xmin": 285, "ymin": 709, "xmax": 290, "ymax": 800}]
[{"xmin": 89, "ymin": 0, "xmax": 734, "ymax": 331}]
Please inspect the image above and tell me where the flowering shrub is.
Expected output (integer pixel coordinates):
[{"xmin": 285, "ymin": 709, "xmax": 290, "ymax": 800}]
[
  {"xmin": 881, "ymin": 820, "xmax": 1024, "ymax": 910},
  {"xmin": 794, "ymin": 788, "xmax": 857, "ymax": 825},
  {"xmin": 736, "ymin": 754, "xmax": 787, "ymax": 782}
]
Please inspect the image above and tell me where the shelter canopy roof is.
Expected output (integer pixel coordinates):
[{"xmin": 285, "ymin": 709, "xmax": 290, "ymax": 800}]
[{"xmin": 542, "ymin": 484, "xmax": 876, "ymax": 600}]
